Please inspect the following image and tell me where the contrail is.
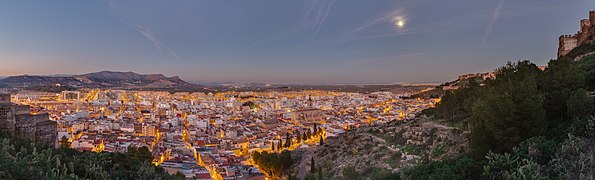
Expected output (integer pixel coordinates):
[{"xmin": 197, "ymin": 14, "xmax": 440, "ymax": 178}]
[
  {"xmin": 482, "ymin": 0, "xmax": 506, "ymax": 45},
  {"xmin": 304, "ymin": 0, "xmax": 337, "ymax": 37},
  {"xmin": 313, "ymin": 0, "xmax": 337, "ymax": 37},
  {"xmin": 107, "ymin": 0, "xmax": 179, "ymax": 58}
]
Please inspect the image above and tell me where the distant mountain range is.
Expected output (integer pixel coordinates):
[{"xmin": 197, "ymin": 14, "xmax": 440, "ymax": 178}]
[{"xmin": 0, "ymin": 71, "xmax": 194, "ymax": 88}]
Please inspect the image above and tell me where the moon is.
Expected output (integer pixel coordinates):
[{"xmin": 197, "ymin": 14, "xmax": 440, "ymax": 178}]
[{"xmin": 393, "ymin": 16, "xmax": 405, "ymax": 29}]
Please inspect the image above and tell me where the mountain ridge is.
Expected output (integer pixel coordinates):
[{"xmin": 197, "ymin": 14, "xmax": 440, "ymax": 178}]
[{"xmin": 0, "ymin": 71, "xmax": 194, "ymax": 88}]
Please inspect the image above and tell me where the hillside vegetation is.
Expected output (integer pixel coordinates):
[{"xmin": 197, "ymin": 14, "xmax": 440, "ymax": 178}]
[
  {"xmin": 420, "ymin": 44, "xmax": 595, "ymax": 179},
  {"xmin": 292, "ymin": 44, "xmax": 595, "ymax": 180},
  {"xmin": 290, "ymin": 117, "xmax": 468, "ymax": 180},
  {"xmin": 0, "ymin": 132, "xmax": 183, "ymax": 180}
]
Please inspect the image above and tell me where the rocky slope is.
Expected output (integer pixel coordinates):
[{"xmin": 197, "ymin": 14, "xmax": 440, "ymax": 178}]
[{"xmin": 293, "ymin": 117, "xmax": 467, "ymax": 179}]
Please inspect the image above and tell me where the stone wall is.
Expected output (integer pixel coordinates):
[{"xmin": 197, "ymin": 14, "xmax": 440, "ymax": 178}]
[
  {"xmin": 558, "ymin": 10, "xmax": 595, "ymax": 58},
  {"xmin": 0, "ymin": 97, "xmax": 56, "ymax": 146}
]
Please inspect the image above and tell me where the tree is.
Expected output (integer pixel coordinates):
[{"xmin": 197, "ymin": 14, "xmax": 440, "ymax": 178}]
[
  {"xmin": 310, "ymin": 157, "xmax": 316, "ymax": 174},
  {"xmin": 542, "ymin": 57, "xmax": 585, "ymax": 123},
  {"xmin": 317, "ymin": 166, "xmax": 323, "ymax": 180},
  {"xmin": 0, "ymin": 133, "xmax": 180, "ymax": 180},
  {"xmin": 303, "ymin": 132, "xmax": 308, "ymax": 141},
  {"xmin": 285, "ymin": 133, "xmax": 292, "ymax": 148},
  {"xmin": 296, "ymin": 131, "xmax": 302, "ymax": 144},
  {"xmin": 251, "ymin": 150, "xmax": 293, "ymax": 178},
  {"xmin": 566, "ymin": 88, "xmax": 591, "ymax": 119},
  {"xmin": 319, "ymin": 136, "xmax": 324, "ymax": 146},
  {"xmin": 242, "ymin": 101, "xmax": 257, "ymax": 109},
  {"xmin": 59, "ymin": 135, "xmax": 71, "ymax": 149},
  {"xmin": 469, "ymin": 61, "xmax": 547, "ymax": 157},
  {"xmin": 271, "ymin": 141, "xmax": 276, "ymax": 152}
]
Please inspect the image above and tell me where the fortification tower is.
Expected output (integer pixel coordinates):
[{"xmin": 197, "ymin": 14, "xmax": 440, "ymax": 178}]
[
  {"xmin": 578, "ymin": 19, "xmax": 591, "ymax": 44},
  {"xmin": 590, "ymin": 10, "xmax": 595, "ymax": 25},
  {"xmin": 558, "ymin": 34, "xmax": 578, "ymax": 57}
]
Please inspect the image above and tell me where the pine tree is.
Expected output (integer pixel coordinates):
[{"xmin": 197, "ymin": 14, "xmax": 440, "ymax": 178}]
[
  {"xmin": 317, "ymin": 166, "xmax": 323, "ymax": 180},
  {"xmin": 271, "ymin": 141, "xmax": 276, "ymax": 152},
  {"xmin": 286, "ymin": 135, "xmax": 292, "ymax": 148},
  {"xmin": 310, "ymin": 157, "xmax": 316, "ymax": 174},
  {"xmin": 303, "ymin": 132, "xmax": 308, "ymax": 141},
  {"xmin": 319, "ymin": 136, "xmax": 323, "ymax": 146}
]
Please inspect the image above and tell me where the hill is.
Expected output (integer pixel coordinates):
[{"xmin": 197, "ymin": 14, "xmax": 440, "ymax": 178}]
[
  {"xmin": 0, "ymin": 71, "xmax": 194, "ymax": 88},
  {"xmin": 292, "ymin": 117, "xmax": 468, "ymax": 179}
]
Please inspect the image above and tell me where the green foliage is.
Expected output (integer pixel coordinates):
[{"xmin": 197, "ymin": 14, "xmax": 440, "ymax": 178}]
[
  {"xmin": 482, "ymin": 133, "xmax": 595, "ymax": 179},
  {"xmin": 431, "ymin": 145, "xmax": 445, "ymax": 157},
  {"xmin": 563, "ymin": 42, "xmax": 595, "ymax": 60},
  {"xmin": 566, "ymin": 88, "xmax": 591, "ymax": 119},
  {"xmin": 469, "ymin": 61, "xmax": 547, "ymax": 157},
  {"xmin": 577, "ymin": 54, "xmax": 595, "ymax": 90},
  {"xmin": 341, "ymin": 166, "xmax": 400, "ymax": 180},
  {"xmin": 542, "ymin": 57, "xmax": 585, "ymax": 122},
  {"xmin": 433, "ymin": 55, "xmax": 594, "ymax": 159},
  {"xmin": 242, "ymin": 101, "xmax": 257, "ymax": 109},
  {"xmin": 483, "ymin": 152, "xmax": 545, "ymax": 180},
  {"xmin": 341, "ymin": 165, "xmax": 359, "ymax": 180},
  {"xmin": 402, "ymin": 145, "xmax": 418, "ymax": 155},
  {"xmin": 310, "ymin": 156, "xmax": 316, "ymax": 174},
  {"xmin": 547, "ymin": 134, "xmax": 594, "ymax": 179},
  {"xmin": 59, "ymin": 135, "xmax": 70, "ymax": 149},
  {"xmin": 417, "ymin": 43, "xmax": 595, "ymax": 180},
  {"xmin": 406, "ymin": 155, "xmax": 482, "ymax": 180},
  {"xmin": 319, "ymin": 136, "xmax": 323, "ymax": 146},
  {"xmin": 0, "ymin": 133, "xmax": 180, "ymax": 180},
  {"xmin": 434, "ymin": 79, "xmax": 481, "ymax": 120},
  {"xmin": 251, "ymin": 150, "xmax": 292, "ymax": 178}
]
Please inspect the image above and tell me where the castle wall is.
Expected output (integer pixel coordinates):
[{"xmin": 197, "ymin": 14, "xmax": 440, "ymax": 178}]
[
  {"xmin": 0, "ymin": 105, "xmax": 15, "ymax": 133},
  {"xmin": 578, "ymin": 19, "xmax": 591, "ymax": 44},
  {"xmin": 557, "ymin": 10, "xmax": 595, "ymax": 58},
  {"xmin": 558, "ymin": 35, "xmax": 578, "ymax": 57},
  {"xmin": 35, "ymin": 120, "xmax": 57, "ymax": 145},
  {"xmin": 590, "ymin": 10, "xmax": 595, "ymax": 25},
  {"xmin": 0, "ymin": 96, "xmax": 56, "ymax": 146}
]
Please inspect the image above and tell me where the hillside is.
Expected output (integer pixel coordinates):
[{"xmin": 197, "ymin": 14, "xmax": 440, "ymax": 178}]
[
  {"xmin": 0, "ymin": 71, "xmax": 194, "ymax": 88},
  {"xmin": 0, "ymin": 132, "xmax": 183, "ymax": 179},
  {"xmin": 293, "ymin": 117, "xmax": 467, "ymax": 179}
]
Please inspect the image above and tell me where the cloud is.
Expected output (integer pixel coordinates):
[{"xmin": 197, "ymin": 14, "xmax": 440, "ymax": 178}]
[
  {"xmin": 107, "ymin": 0, "xmax": 179, "ymax": 58},
  {"xmin": 482, "ymin": 0, "xmax": 506, "ymax": 45}
]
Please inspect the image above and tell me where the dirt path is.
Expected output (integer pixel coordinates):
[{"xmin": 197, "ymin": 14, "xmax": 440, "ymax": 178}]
[{"xmin": 297, "ymin": 147, "xmax": 317, "ymax": 180}]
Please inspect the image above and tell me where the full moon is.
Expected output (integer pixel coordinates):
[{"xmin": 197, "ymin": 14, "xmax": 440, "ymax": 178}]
[{"xmin": 397, "ymin": 20, "xmax": 404, "ymax": 28}]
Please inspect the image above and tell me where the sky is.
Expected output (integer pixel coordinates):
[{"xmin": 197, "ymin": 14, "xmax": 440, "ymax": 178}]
[{"xmin": 0, "ymin": 0, "xmax": 593, "ymax": 84}]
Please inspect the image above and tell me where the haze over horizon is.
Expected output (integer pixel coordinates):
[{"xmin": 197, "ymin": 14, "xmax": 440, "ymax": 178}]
[{"xmin": 1, "ymin": 0, "xmax": 593, "ymax": 84}]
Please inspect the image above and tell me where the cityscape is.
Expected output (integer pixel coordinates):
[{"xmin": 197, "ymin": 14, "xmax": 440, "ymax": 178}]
[
  {"xmin": 2, "ymin": 1, "xmax": 595, "ymax": 180},
  {"xmin": 1, "ymin": 86, "xmax": 439, "ymax": 179}
]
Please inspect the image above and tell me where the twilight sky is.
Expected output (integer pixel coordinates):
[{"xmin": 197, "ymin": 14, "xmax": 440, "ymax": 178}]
[{"xmin": 0, "ymin": 0, "xmax": 593, "ymax": 84}]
